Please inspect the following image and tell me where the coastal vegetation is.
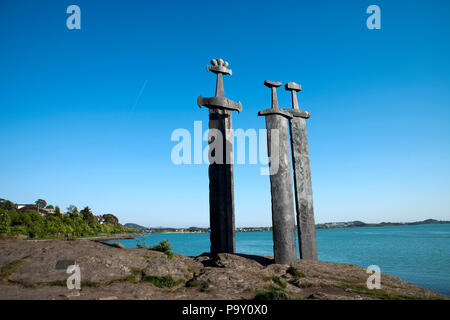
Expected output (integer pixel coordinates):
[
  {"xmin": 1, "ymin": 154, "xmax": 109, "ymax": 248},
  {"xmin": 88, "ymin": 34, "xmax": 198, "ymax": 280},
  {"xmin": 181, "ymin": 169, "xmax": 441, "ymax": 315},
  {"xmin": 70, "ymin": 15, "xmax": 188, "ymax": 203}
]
[
  {"xmin": 149, "ymin": 239, "xmax": 174, "ymax": 259},
  {"xmin": 135, "ymin": 238, "xmax": 175, "ymax": 259},
  {"xmin": 0, "ymin": 255, "xmax": 31, "ymax": 283},
  {"xmin": 0, "ymin": 198, "xmax": 135, "ymax": 239}
]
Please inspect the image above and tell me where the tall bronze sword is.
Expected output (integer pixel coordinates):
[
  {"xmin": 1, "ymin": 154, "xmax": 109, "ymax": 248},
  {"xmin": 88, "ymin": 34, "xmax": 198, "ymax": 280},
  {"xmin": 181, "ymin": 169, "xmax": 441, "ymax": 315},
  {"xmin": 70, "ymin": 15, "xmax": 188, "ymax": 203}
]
[
  {"xmin": 285, "ymin": 82, "xmax": 318, "ymax": 260},
  {"xmin": 197, "ymin": 59, "xmax": 242, "ymax": 253}
]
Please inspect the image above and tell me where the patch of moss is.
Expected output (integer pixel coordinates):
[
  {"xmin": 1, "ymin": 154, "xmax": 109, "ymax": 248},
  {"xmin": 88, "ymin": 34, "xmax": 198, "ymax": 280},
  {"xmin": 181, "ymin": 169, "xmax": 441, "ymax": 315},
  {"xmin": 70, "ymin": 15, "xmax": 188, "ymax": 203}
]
[
  {"xmin": 272, "ymin": 276, "xmax": 287, "ymax": 289},
  {"xmin": 141, "ymin": 274, "xmax": 184, "ymax": 288},
  {"xmin": 186, "ymin": 279, "xmax": 210, "ymax": 292},
  {"xmin": 290, "ymin": 279, "xmax": 314, "ymax": 288},
  {"xmin": 48, "ymin": 280, "xmax": 67, "ymax": 286},
  {"xmin": 187, "ymin": 266, "xmax": 196, "ymax": 274},
  {"xmin": 81, "ymin": 280, "xmax": 101, "ymax": 288},
  {"xmin": 0, "ymin": 255, "xmax": 30, "ymax": 283},
  {"xmin": 254, "ymin": 285, "xmax": 290, "ymax": 300},
  {"xmin": 287, "ymin": 266, "xmax": 305, "ymax": 278}
]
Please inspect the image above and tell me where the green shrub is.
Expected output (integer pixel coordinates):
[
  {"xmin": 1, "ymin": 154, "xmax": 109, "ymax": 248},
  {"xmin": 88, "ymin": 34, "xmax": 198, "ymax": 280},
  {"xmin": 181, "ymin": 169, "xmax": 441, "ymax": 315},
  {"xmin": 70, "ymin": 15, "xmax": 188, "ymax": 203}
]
[
  {"xmin": 136, "ymin": 239, "xmax": 147, "ymax": 248},
  {"xmin": 0, "ymin": 211, "xmax": 11, "ymax": 234},
  {"xmin": 149, "ymin": 240, "xmax": 174, "ymax": 259}
]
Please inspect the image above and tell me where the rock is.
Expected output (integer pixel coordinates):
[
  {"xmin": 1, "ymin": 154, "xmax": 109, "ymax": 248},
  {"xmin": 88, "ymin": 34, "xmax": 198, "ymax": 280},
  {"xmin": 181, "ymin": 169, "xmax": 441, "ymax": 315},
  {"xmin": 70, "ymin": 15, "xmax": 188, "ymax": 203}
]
[
  {"xmin": 97, "ymin": 296, "xmax": 118, "ymax": 300},
  {"xmin": 64, "ymin": 291, "xmax": 81, "ymax": 298},
  {"xmin": 110, "ymin": 243, "xmax": 124, "ymax": 249},
  {"xmin": 0, "ymin": 239, "xmax": 446, "ymax": 300}
]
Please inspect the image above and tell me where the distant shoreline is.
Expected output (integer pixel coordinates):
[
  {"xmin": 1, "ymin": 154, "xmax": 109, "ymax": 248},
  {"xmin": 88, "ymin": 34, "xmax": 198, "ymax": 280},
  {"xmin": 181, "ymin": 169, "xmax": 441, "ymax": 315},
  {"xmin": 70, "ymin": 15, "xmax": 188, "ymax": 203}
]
[{"xmin": 132, "ymin": 220, "xmax": 450, "ymax": 235}]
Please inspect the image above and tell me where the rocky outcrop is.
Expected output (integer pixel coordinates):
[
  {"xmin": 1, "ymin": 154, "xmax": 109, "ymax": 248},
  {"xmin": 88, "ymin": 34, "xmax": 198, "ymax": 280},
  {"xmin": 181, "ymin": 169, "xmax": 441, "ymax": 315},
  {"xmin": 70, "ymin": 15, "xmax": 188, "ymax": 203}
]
[{"xmin": 0, "ymin": 239, "xmax": 446, "ymax": 300}]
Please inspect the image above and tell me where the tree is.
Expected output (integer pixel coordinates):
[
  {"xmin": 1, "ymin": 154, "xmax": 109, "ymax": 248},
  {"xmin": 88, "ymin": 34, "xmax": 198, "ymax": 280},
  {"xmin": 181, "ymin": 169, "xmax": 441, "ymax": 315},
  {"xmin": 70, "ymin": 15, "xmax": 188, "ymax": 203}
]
[
  {"xmin": 80, "ymin": 206, "xmax": 92, "ymax": 219},
  {"xmin": 55, "ymin": 206, "xmax": 61, "ymax": 216},
  {"xmin": 67, "ymin": 205, "xmax": 78, "ymax": 217},
  {"xmin": 0, "ymin": 199, "xmax": 16, "ymax": 210},
  {"xmin": 80, "ymin": 206, "xmax": 97, "ymax": 226},
  {"xmin": 103, "ymin": 214, "xmax": 119, "ymax": 225},
  {"xmin": 35, "ymin": 199, "xmax": 47, "ymax": 209},
  {"xmin": 0, "ymin": 211, "xmax": 11, "ymax": 233},
  {"xmin": 46, "ymin": 205, "xmax": 54, "ymax": 209}
]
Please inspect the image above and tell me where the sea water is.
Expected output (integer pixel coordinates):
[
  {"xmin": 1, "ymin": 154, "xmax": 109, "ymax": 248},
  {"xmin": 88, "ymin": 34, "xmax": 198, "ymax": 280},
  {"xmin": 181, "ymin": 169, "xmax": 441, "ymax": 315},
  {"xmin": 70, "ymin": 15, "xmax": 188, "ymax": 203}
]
[{"xmin": 110, "ymin": 223, "xmax": 450, "ymax": 295}]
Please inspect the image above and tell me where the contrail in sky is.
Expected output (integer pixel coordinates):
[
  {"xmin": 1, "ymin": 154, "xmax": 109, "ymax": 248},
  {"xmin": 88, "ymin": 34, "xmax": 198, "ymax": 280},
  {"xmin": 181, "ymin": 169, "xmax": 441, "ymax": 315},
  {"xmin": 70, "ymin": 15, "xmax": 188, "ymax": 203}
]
[{"xmin": 129, "ymin": 80, "xmax": 148, "ymax": 117}]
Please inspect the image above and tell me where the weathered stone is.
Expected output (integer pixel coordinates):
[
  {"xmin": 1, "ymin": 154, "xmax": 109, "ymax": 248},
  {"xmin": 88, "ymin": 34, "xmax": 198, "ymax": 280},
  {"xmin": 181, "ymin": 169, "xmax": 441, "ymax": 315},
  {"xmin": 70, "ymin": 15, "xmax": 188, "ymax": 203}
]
[
  {"xmin": 258, "ymin": 80, "xmax": 297, "ymax": 264},
  {"xmin": 197, "ymin": 59, "xmax": 242, "ymax": 254},
  {"xmin": 0, "ymin": 240, "xmax": 445, "ymax": 300},
  {"xmin": 285, "ymin": 82, "xmax": 318, "ymax": 261}
]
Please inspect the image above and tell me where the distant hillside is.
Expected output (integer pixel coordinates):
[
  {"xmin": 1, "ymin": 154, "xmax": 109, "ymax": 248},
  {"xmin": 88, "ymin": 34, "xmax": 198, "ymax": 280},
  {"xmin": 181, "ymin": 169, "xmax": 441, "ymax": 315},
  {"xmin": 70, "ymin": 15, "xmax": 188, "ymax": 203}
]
[
  {"xmin": 124, "ymin": 223, "xmax": 151, "ymax": 232},
  {"xmin": 124, "ymin": 219, "xmax": 449, "ymax": 233},
  {"xmin": 316, "ymin": 219, "xmax": 450, "ymax": 230}
]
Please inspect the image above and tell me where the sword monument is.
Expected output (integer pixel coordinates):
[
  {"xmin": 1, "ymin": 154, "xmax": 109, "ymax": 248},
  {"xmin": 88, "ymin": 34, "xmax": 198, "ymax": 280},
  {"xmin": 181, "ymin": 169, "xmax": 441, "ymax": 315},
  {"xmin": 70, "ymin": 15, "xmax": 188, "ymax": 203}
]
[
  {"xmin": 285, "ymin": 82, "xmax": 318, "ymax": 260},
  {"xmin": 197, "ymin": 59, "xmax": 242, "ymax": 254},
  {"xmin": 258, "ymin": 80, "xmax": 298, "ymax": 264}
]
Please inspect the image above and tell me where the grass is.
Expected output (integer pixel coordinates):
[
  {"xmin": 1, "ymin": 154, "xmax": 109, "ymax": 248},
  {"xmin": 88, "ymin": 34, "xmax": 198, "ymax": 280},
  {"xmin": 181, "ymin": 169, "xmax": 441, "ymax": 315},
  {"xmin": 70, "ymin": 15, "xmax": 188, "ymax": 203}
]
[
  {"xmin": 187, "ymin": 266, "xmax": 196, "ymax": 274},
  {"xmin": 271, "ymin": 276, "xmax": 287, "ymax": 289},
  {"xmin": 47, "ymin": 279, "xmax": 101, "ymax": 288},
  {"xmin": 287, "ymin": 266, "xmax": 305, "ymax": 278},
  {"xmin": 48, "ymin": 280, "xmax": 67, "ymax": 286},
  {"xmin": 254, "ymin": 285, "xmax": 290, "ymax": 300},
  {"xmin": 109, "ymin": 267, "xmax": 185, "ymax": 289},
  {"xmin": 81, "ymin": 280, "xmax": 101, "ymax": 288},
  {"xmin": 141, "ymin": 274, "xmax": 184, "ymax": 288},
  {"xmin": 185, "ymin": 279, "xmax": 210, "ymax": 292},
  {"xmin": 0, "ymin": 255, "xmax": 31, "ymax": 283}
]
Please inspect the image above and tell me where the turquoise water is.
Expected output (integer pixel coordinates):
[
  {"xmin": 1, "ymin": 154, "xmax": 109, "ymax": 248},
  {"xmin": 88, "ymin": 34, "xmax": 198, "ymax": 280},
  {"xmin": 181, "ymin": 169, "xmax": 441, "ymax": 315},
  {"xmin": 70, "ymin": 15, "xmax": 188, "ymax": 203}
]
[{"xmin": 111, "ymin": 224, "xmax": 450, "ymax": 296}]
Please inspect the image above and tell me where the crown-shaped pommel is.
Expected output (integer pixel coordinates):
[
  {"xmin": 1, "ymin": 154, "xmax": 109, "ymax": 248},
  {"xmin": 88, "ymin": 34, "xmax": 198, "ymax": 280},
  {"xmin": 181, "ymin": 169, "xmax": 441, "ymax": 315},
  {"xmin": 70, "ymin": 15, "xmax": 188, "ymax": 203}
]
[{"xmin": 207, "ymin": 59, "xmax": 232, "ymax": 75}]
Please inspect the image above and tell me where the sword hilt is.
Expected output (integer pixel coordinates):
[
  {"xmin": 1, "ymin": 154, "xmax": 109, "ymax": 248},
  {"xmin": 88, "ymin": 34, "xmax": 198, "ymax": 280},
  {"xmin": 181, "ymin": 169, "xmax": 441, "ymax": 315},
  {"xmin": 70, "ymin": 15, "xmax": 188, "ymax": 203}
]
[
  {"xmin": 207, "ymin": 59, "xmax": 232, "ymax": 75},
  {"xmin": 285, "ymin": 81, "xmax": 310, "ymax": 119},
  {"xmin": 197, "ymin": 59, "xmax": 242, "ymax": 113},
  {"xmin": 258, "ymin": 80, "xmax": 292, "ymax": 119}
]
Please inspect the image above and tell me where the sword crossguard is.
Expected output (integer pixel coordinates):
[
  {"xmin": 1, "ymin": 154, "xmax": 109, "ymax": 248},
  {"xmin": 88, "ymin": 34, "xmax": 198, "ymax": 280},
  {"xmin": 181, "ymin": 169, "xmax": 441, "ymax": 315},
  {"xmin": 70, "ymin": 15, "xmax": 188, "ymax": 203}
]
[
  {"xmin": 197, "ymin": 95, "xmax": 242, "ymax": 113},
  {"xmin": 285, "ymin": 81, "xmax": 310, "ymax": 119},
  {"xmin": 258, "ymin": 80, "xmax": 293, "ymax": 119}
]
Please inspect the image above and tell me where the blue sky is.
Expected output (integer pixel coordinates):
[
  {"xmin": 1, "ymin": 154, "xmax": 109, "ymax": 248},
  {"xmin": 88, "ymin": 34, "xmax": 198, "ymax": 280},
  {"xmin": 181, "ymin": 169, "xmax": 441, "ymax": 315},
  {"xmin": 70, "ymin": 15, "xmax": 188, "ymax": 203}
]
[{"xmin": 1, "ymin": 0, "xmax": 449, "ymax": 227}]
